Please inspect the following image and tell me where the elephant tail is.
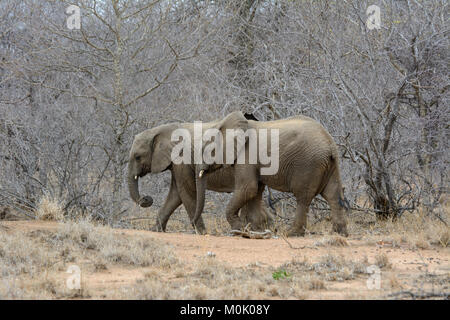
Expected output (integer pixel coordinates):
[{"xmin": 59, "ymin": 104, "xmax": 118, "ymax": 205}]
[
  {"xmin": 338, "ymin": 194, "xmax": 351, "ymax": 211},
  {"xmin": 318, "ymin": 147, "xmax": 350, "ymax": 211},
  {"xmin": 317, "ymin": 153, "xmax": 337, "ymax": 194},
  {"xmin": 330, "ymin": 151, "xmax": 350, "ymax": 211}
]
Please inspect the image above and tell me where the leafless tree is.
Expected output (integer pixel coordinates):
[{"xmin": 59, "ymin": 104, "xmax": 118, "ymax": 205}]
[{"xmin": 0, "ymin": 0, "xmax": 448, "ymax": 225}]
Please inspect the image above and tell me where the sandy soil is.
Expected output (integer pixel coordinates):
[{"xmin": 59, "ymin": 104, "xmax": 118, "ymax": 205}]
[{"xmin": 1, "ymin": 220, "xmax": 449, "ymax": 299}]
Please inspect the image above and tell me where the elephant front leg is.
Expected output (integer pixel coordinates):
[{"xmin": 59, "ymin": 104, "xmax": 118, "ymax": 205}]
[
  {"xmin": 226, "ymin": 181, "xmax": 259, "ymax": 231},
  {"xmin": 153, "ymin": 175, "xmax": 182, "ymax": 232},
  {"xmin": 239, "ymin": 184, "xmax": 273, "ymax": 231}
]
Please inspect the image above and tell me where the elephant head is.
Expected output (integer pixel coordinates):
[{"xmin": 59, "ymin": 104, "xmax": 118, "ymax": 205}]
[
  {"xmin": 128, "ymin": 112, "xmax": 249, "ymax": 232},
  {"xmin": 192, "ymin": 111, "xmax": 250, "ymax": 226},
  {"xmin": 128, "ymin": 123, "xmax": 179, "ymax": 208}
]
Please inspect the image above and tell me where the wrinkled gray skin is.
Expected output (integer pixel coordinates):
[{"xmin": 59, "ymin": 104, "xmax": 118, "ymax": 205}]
[
  {"xmin": 129, "ymin": 112, "xmax": 348, "ymax": 237},
  {"xmin": 191, "ymin": 112, "xmax": 349, "ymax": 237},
  {"xmin": 128, "ymin": 115, "xmax": 274, "ymax": 234}
]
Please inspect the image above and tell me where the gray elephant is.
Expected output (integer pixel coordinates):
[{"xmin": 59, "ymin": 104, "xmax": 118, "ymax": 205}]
[
  {"xmin": 127, "ymin": 115, "xmax": 274, "ymax": 234},
  {"xmin": 192, "ymin": 111, "xmax": 349, "ymax": 237}
]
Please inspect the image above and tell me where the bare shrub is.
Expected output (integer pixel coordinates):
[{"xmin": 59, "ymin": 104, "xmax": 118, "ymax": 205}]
[
  {"xmin": 35, "ymin": 194, "xmax": 64, "ymax": 221},
  {"xmin": 375, "ymin": 253, "xmax": 392, "ymax": 270},
  {"xmin": 307, "ymin": 277, "xmax": 326, "ymax": 291},
  {"xmin": 362, "ymin": 211, "xmax": 449, "ymax": 249},
  {"xmin": 438, "ymin": 230, "xmax": 449, "ymax": 248}
]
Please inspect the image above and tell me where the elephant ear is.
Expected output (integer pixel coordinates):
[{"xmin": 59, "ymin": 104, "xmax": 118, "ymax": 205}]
[
  {"xmin": 214, "ymin": 111, "xmax": 249, "ymax": 166},
  {"xmin": 150, "ymin": 124, "xmax": 178, "ymax": 173}
]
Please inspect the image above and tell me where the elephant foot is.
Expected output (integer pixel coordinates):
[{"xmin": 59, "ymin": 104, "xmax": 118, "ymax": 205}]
[
  {"xmin": 229, "ymin": 221, "xmax": 244, "ymax": 231},
  {"xmin": 192, "ymin": 220, "xmax": 207, "ymax": 235},
  {"xmin": 287, "ymin": 227, "xmax": 306, "ymax": 237},
  {"xmin": 150, "ymin": 223, "xmax": 165, "ymax": 232},
  {"xmin": 194, "ymin": 225, "xmax": 207, "ymax": 235},
  {"xmin": 243, "ymin": 219, "xmax": 272, "ymax": 232},
  {"xmin": 332, "ymin": 222, "xmax": 348, "ymax": 237}
]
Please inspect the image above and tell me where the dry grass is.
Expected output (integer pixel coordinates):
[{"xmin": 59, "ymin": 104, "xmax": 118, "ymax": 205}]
[
  {"xmin": 361, "ymin": 211, "xmax": 448, "ymax": 248},
  {"xmin": 314, "ymin": 235, "xmax": 349, "ymax": 247},
  {"xmin": 1, "ymin": 198, "xmax": 448, "ymax": 300},
  {"xmin": 375, "ymin": 253, "xmax": 392, "ymax": 269},
  {"xmin": 280, "ymin": 254, "xmax": 369, "ymax": 283},
  {"xmin": 128, "ymin": 207, "xmax": 232, "ymax": 236},
  {"xmin": 388, "ymin": 274, "xmax": 403, "ymax": 290},
  {"xmin": 53, "ymin": 219, "xmax": 178, "ymax": 268},
  {"xmin": 438, "ymin": 229, "xmax": 449, "ymax": 247},
  {"xmin": 128, "ymin": 200, "xmax": 449, "ymax": 248},
  {"xmin": 0, "ymin": 231, "xmax": 56, "ymax": 278},
  {"xmin": 277, "ymin": 212, "xmax": 442, "ymax": 251},
  {"xmin": 305, "ymin": 208, "xmax": 449, "ymax": 251},
  {"xmin": 34, "ymin": 194, "xmax": 64, "ymax": 221},
  {"xmin": 114, "ymin": 203, "xmax": 450, "ymax": 299},
  {"xmin": 126, "ymin": 252, "xmax": 369, "ymax": 299},
  {"xmin": 122, "ymin": 258, "xmax": 269, "ymax": 299},
  {"xmin": 0, "ymin": 218, "xmax": 179, "ymax": 299},
  {"xmin": 0, "ymin": 230, "xmax": 72, "ymax": 299},
  {"xmin": 120, "ymin": 256, "xmax": 323, "ymax": 300},
  {"xmin": 307, "ymin": 277, "xmax": 326, "ymax": 290}
]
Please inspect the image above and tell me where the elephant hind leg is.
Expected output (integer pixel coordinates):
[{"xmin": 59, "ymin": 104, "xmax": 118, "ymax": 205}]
[
  {"xmin": 288, "ymin": 197, "xmax": 312, "ymax": 237},
  {"xmin": 321, "ymin": 175, "xmax": 348, "ymax": 236},
  {"xmin": 185, "ymin": 200, "xmax": 207, "ymax": 234},
  {"xmin": 176, "ymin": 184, "xmax": 207, "ymax": 234}
]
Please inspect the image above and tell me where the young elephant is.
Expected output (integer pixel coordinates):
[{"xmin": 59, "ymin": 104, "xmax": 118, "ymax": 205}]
[
  {"xmin": 127, "ymin": 117, "xmax": 274, "ymax": 234},
  {"xmin": 193, "ymin": 112, "xmax": 349, "ymax": 237}
]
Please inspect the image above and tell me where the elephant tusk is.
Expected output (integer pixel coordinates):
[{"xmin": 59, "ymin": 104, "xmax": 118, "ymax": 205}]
[
  {"xmin": 134, "ymin": 176, "xmax": 138, "ymax": 180},
  {"xmin": 198, "ymin": 169, "xmax": 204, "ymax": 178}
]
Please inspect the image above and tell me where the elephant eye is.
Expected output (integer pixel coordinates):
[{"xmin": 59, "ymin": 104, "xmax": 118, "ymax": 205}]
[{"xmin": 135, "ymin": 155, "xmax": 141, "ymax": 161}]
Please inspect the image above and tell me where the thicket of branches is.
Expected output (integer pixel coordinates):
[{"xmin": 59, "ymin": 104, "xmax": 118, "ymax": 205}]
[{"xmin": 1, "ymin": 0, "xmax": 448, "ymax": 225}]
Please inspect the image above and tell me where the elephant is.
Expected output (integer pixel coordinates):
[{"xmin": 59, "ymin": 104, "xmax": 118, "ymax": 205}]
[
  {"xmin": 192, "ymin": 111, "xmax": 349, "ymax": 237},
  {"xmin": 127, "ymin": 115, "xmax": 275, "ymax": 234}
]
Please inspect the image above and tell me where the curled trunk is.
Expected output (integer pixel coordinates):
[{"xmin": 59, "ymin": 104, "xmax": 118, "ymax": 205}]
[{"xmin": 128, "ymin": 171, "xmax": 153, "ymax": 207}]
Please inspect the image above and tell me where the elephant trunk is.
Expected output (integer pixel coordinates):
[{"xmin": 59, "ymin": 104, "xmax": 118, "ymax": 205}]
[
  {"xmin": 128, "ymin": 170, "xmax": 153, "ymax": 208},
  {"xmin": 193, "ymin": 166, "xmax": 207, "ymax": 230}
]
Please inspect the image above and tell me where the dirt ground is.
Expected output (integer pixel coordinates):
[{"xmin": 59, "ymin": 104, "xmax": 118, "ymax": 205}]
[{"xmin": 1, "ymin": 218, "xmax": 448, "ymax": 299}]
